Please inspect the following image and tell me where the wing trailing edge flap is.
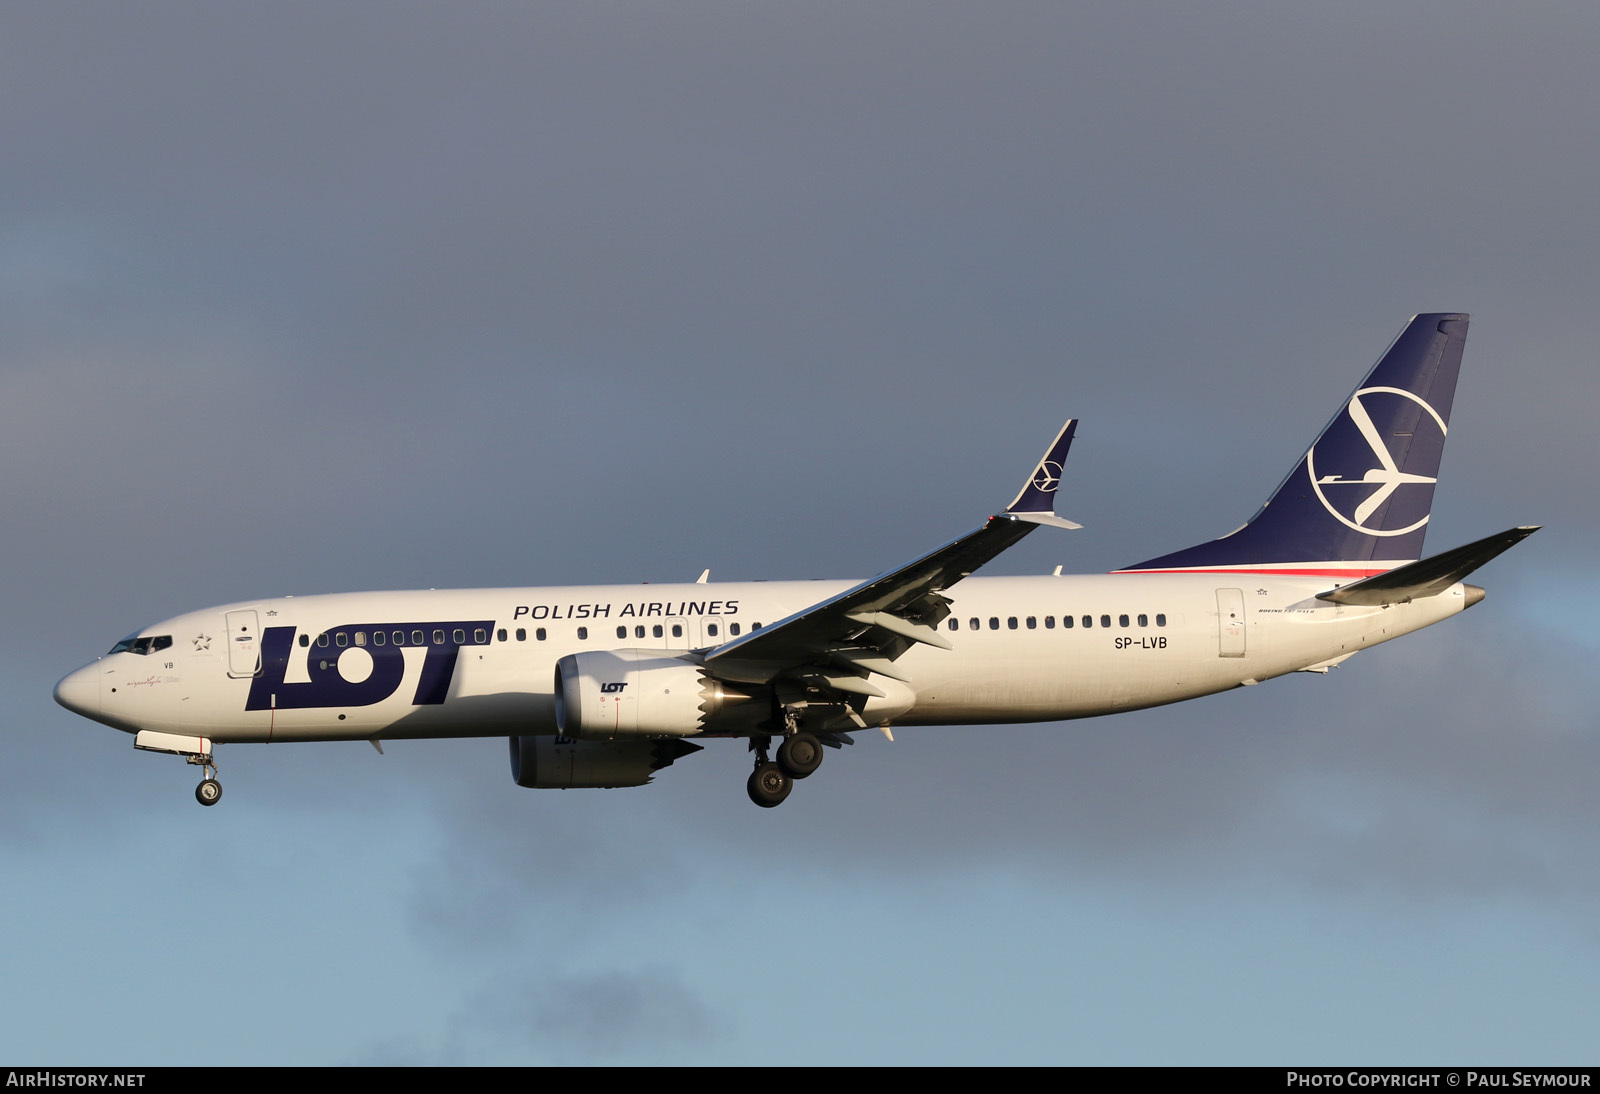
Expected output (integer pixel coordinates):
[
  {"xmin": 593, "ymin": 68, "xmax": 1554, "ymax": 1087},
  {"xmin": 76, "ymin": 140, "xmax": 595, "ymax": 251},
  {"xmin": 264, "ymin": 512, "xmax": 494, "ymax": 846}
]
[
  {"xmin": 1316, "ymin": 526, "xmax": 1540, "ymax": 606},
  {"xmin": 704, "ymin": 420, "xmax": 1081, "ymax": 691}
]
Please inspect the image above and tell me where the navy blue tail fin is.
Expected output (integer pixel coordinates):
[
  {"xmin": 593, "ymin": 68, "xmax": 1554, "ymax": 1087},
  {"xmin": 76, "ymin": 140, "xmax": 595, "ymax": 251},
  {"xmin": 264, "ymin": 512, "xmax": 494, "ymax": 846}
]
[{"xmin": 1119, "ymin": 313, "xmax": 1468, "ymax": 574}]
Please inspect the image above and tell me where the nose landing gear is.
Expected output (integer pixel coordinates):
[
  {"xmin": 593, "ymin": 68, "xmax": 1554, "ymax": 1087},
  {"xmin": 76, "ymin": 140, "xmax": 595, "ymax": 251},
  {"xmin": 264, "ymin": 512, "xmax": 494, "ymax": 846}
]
[
  {"xmin": 191, "ymin": 755, "xmax": 222, "ymax": 806},
  {"xmin": 195, "ymin": 772, "xmax": 223, "ymax": 806},
  {"xmin": 133, "ymin": 731, "xmax": 225, "ymax": 808}
]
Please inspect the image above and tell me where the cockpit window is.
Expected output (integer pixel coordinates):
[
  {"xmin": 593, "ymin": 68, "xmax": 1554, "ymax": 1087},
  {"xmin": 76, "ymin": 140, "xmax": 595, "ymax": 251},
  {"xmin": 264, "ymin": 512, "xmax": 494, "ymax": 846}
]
[{"xmin": 108, "ymin": 634, "xmax": 172, "ymax": 656}]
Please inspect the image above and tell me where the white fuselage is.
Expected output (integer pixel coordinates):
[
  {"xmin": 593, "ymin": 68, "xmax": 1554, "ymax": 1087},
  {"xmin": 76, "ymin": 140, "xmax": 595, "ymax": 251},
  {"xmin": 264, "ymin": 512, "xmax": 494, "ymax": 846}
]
[{"xmin": 60, "ymin": 572, "xmax": 1472, "ymax": 745}]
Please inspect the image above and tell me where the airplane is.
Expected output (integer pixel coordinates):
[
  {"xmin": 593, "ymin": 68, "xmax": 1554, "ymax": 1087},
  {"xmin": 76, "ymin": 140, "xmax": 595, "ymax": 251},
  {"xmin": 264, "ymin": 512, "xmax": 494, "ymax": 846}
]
[{"xmin": 54, "ymin": 313, "xmax": 1537, "ymax": 809}]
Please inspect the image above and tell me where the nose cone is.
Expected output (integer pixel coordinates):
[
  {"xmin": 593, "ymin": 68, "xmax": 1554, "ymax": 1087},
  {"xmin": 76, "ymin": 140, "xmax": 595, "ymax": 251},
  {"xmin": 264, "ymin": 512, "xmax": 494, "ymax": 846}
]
[{"xmin": 54, "ymin": 664, "xmax": 100, "ymax": 719}]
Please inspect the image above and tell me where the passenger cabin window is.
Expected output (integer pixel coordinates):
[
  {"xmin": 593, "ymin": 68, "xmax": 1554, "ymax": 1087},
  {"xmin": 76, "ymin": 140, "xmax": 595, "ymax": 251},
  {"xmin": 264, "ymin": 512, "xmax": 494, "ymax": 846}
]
[
  {"xmin": 617, "ymin": 626, "xmax": 627, "ymax": 639},
  {"xmin": 1100, "ymin": 615, "xmax": 1111, "ymax": 628},
  {"xmin": 969, "ymin": 618, "xmax": 979, "ymax": 631},
  {"xmin": 1062, "ymin": 615, "xmax": 1073, "ymax": 628},
  {"xmin": 652, "ymin": 625, "xmax": 663, "ymax": 638},
  {"xmin": 577, "ymin": 627, "xmax": 588, "ymax": 640},
  {"xmin": 432, "ymin": 630, "xmax": 445, "ymax": 645},
  {"xmin": 708, "ymin": 624, "xmax": 719, "ymax": 637},
  {"xmin": 373, "ymin": 631, "xmax": 385, "ymax": 645},
  {"xmin": 355, "ymin": 631, "xmax": 366, "ymax": 646},
  {"xmin": 948, "ymin": 619, "xmax": 959, "ymax": 631},
  {"xmin": 1045, "ymin": 616, "xmax": 1055, "ymax": 629},
  {"xmin": 536, "ymin": 628, "xmax": 547, "ymax": 641},
  {"xmin": 1082, "ymin": 615, "xmax": 1092, "ymax": 628},
  {"xmin": 1008, "ymin": 617, "xmax": 1018, "ymax": 630},
  {"xmin": 497, "ymin": 629, "xmax": 507, "ymax": 642},
  {"xmin": 452, "ymin": 629, "xmax": 466, "ymax": 644},
  {"xmin": 474, "ymin": 628, "xmax": 487, "ymax": 643},
  {"xmin": 319, "ymin": 634, "xmax": 331, "ymax": 648},
  {"xmin": 516, "ymin": 628, "xmax": 527, "ymax": 642},
  {"xmin": 1026, "ymin": 617, "xmax": 1036, "ymax": 629},
  {"xmin": 1119, "ymin": 614, "xmax": 1129, "ymax": 628},
  {"xmin": 412, "ymin": 631, "xmax": 424, "ymax": 645},
  {"xmin": 1156, "ymin": 614, "xmax": 1167, "ymax": 627},
  {"xmin": 393, "ymin": 631, "xmax": 404, "ymax": 645},
  {"xmin": 730, "ymin": 623, "xmax": 741, "ymax": 636},
  {"xmin": 635, "ymin": 626, "xmax": 646, "ymax": 639},
  {"xmin": 671, "ymin": 624, "xmax": 683, "ymax": 638},
  {"xmin": 336, "ymin": 632, "xmax": 348, "ymax": 648},
  {"xmin": 989, "ymin": 617, "xmax": 999, "ymax": 630},
  {"xmin": 298, "ymin": 634, "xmax": 309, "ymax": 647},
  {"xmin": 1137, "ymin": 614, "xmax": 1148, "ymax": 627}
]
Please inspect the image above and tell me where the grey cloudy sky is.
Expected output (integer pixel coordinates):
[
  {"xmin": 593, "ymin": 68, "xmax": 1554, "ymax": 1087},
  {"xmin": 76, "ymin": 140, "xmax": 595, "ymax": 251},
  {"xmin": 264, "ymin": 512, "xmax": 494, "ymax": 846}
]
[{"xmin": 3, "ymin": 2, "xmax": 1597, "ymax": 1064}]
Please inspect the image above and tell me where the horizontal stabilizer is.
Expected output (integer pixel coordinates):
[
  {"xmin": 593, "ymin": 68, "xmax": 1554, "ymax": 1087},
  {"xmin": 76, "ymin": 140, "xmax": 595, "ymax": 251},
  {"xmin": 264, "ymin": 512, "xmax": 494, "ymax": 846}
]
[{"xmin": 1317, "ymin": 525, "xmax": 1539, "ymax": 606}]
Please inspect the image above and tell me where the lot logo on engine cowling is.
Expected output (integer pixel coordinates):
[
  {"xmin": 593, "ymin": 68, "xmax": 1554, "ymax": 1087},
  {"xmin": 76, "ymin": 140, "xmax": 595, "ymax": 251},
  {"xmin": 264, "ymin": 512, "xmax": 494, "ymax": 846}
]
[
  {"xmin": 1306, "ymin": 386, "xmax": 1446, "ymax": 538},
  {"xmin": 600, "ymin": 682, "xmax": 628, "ymax": 694},
  {"xmin": 245, "ymin": 622, "xmax": 494, "ymax": 710}
]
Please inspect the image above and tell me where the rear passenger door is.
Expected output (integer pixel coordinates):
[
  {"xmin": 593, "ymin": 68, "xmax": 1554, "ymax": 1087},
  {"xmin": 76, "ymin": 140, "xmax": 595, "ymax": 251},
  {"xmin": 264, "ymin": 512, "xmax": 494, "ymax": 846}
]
[{"xmin": 1215, "ymin": 589, "xmax": 1246, "ymax": 657}]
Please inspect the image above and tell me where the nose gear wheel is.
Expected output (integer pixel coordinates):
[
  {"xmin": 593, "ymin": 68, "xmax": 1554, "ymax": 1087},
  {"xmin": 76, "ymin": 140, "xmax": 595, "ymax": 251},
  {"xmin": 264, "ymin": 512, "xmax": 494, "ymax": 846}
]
[{"xmin": 187, "ymin": 754, "xmax": 222, "ymax": 807}]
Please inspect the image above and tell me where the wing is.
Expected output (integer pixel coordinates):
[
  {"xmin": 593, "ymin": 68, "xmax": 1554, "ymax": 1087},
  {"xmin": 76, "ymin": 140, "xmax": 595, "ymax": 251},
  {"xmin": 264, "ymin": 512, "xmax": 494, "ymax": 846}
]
[{"xmin": 703, "ymin": 421, "xmax": 1080, "ymax": 696}]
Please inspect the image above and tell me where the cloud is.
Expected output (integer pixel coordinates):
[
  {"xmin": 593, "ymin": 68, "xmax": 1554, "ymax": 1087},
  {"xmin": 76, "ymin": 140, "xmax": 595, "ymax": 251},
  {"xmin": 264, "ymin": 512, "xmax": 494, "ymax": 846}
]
[
  {"xmin": 472, "ymin": 967, "xmax": 718, "ymax": 1063},
  {"xmin": 355, "ymin": 964, "xmax": 720, "ymax": 1065}
]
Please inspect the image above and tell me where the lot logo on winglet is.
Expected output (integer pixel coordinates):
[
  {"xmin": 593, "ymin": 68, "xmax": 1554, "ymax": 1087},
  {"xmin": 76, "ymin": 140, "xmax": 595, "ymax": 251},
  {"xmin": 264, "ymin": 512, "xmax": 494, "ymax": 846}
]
[
  {"xmin": 1030, "ymin": 460, "xmax": 1063, "ymax": 493},
  {"xmin": 1307, "ymin": 386, "xmax": 1446, "ymax": 537}
]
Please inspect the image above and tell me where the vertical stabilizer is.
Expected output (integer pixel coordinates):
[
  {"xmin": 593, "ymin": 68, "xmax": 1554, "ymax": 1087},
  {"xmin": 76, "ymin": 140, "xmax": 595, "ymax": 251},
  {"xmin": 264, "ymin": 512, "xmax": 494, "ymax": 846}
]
[{"xmin": 1118, "ymin": 313, "xmax": 1468, "ymax": 574}]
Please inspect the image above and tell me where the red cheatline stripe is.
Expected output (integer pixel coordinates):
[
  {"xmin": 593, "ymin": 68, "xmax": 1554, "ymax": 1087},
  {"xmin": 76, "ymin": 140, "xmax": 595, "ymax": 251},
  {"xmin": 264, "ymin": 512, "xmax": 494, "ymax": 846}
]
[{"xmin": 1110, "ymin": 567, "xmax": 1390, "ymax": 577}]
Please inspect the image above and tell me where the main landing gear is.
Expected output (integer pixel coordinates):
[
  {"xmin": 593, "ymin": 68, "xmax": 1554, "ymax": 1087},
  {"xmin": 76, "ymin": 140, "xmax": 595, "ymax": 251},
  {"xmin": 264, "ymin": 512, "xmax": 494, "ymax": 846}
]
[
  {"xmin": 747, "ymin": 761, "xmax": 792, "ymax": 808},
  {"xmin": 776, "ymin": 732, "xmax": 824, "ymax": 778},
  {"xmin": 746, "ymin": 725, "xmax": 825, "ymax": 808}
]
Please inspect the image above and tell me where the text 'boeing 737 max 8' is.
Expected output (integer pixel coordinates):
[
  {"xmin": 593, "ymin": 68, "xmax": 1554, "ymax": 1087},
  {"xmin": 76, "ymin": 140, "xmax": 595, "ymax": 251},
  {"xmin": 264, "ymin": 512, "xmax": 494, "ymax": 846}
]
[{"xmin": 55, "ymin": 313, "xmax": 1537, "ymax": 808}]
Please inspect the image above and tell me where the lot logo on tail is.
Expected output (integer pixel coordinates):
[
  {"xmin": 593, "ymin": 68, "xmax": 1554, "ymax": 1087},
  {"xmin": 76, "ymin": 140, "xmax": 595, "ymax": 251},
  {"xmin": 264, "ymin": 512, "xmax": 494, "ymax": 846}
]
[{"xmin": 1307, "ymin": 386, "xmax": 1447, "ymax": 537}]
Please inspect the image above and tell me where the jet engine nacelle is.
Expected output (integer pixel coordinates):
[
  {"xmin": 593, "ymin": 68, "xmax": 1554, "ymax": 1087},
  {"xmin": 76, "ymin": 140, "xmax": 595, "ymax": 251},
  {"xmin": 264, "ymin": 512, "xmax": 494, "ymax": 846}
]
[
  {"xmin": 509, "ymin": 734, "xmax": 703, "ymax": 789},
  {"xmin": 553, "ymin": 649, "xmax": 748, "ymax": 740}
]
